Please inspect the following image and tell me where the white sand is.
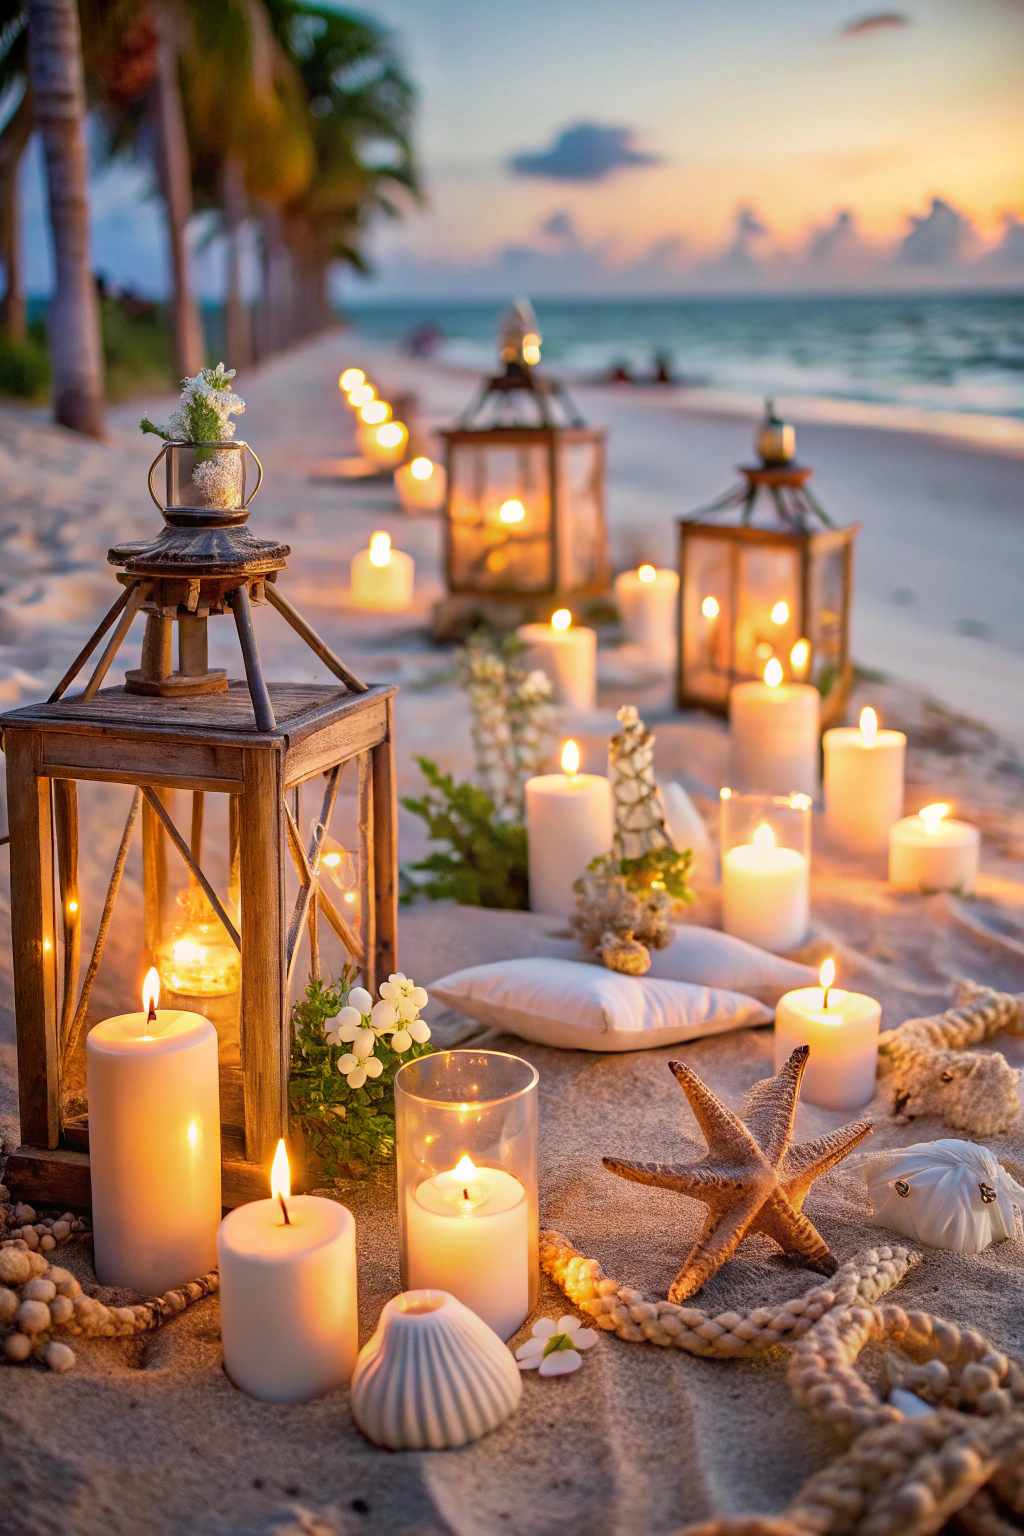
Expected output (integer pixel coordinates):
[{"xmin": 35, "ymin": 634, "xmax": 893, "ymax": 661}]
[{"xmin": 0, "ymin": 333, "xmax": 1022, "ymax": 1534}]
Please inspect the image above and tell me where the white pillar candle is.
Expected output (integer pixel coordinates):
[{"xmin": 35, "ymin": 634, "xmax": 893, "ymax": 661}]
[
  {"xmin": 774, "ymin": 959, "xmax": 881, "ymax": 1109},
  {"xmin": 889, "ymin": 803, "xmax": 979, "ymax": 894},
  {"xmin": 614, "ymin": 565, "xmax": 679, "ymax": 651},
  {"xmin": 525, "ymin": 741, "xmax": 614, "ymax": 916},
  {"xmin": 87, "ymin": 969, "xmax": 220, "ymax": 1296},
  {"xmin": 730, "ymin": 660, "xmax": 820, "ymax": 798},
  {"xmin": 395, "ymin": 456, "xmax": 446, "ymax": 512},
  {"xmin": 404, "ymin": 1156, "xmax": 529, "ymax": 1340},
  {"xmin": 358, "ymin": 416, "xmax": 409, "ymax": 467},
  {"xmin": 722, "ymin": 822, "xmax": 809, "ymax": 952},
  {"xmin": 217, "ymin": 1141, "xmax": 358, "ymax": 1404},
  {"xmin": 517, "ymin": 611, "xmax": 596, "ymax": 713},
  {"xmin": 350, "ymin": 531, "xmax": 414, "ymax": 610},
  {"xmin": 824, "ymin": 708, "xmax": 906, "ymax": 854}
]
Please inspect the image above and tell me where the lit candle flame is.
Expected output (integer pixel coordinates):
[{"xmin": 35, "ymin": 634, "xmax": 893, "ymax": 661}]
[
  {"xmin": 339, "ymin": 368, "xmax": 365, "ymax": 392},
  {"xmin": 453, "ymin": 1155, "xmax": 477, "ymax": 1182},
  {"xmin": 523, "ymin": 333, "xmax": 541, "ymax": 365},
  {"xmin": 369, "ymin": 531, "xmax": 392, "ymax": 567},
  {"xmin": 499, "ymin": 498, "xmax": 525, "ymax": 524},
  {"xmin": 919, "ymin": 803, "xmax": 948, "ymax": 836},
  {"xmin": 271, "ymin": 1137, "xmax": 291, "ymax": 1224},
  {"xmin": 551, "ymin": 608, "xmax": 572, "ymax": 631},
  {"xmin": 701, "ymin": 595, "xmax": 720, "ymax": 619},
  {"xmin": 859, "ymin": 707, "xmax": 878, "ymax": 744},
  {"xmin": 819, "ymin": 957, "xmax": 835, "ymax": 1008},
  {"xmin": 561, "ymin": 739, "xmax": 580, "ymax": 777},
  {"xmin": 376, "ymin": 421, "xmax": 406, "ymax": 448},
  {"xmin": 142, "ymin": 967, "xmax": 160, "ymax": 1018},
  {"xmin": 410, "ymin": 456, "xmax": 433, "ymax": 480},
  {"xmin": 764, "ymin": 657, "xmax": 784, "ymax": 688},
  {"xmin": 360, "ymin": 400, "xmax": 390, "ymax": 424},
  {"xmin": 752, "ymin": 823, "xmax": 775, "ymax": 855},
  {"xmin": 347, "ymin": 383, "xmax": 375, "ymax": 407},
  {"xmin": 790, "ymin": 638, "xmax": 810, "ymax": 673},
  {"xmin": 638, "ymin": 564, "xmax": 657, "ymax": 583},
  {"xmin": 771, "ymin": 601, "xmax": 789, "ymax": 625}
]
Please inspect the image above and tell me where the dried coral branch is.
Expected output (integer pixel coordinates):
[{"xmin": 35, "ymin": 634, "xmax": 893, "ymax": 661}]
[{"xmin": 609, "ymin": 705, "xmax": 674, "ymax": 860}]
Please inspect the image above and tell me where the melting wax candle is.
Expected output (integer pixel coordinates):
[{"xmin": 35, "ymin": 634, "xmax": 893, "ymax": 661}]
[
  {"xmin": 525, "ymin": 739, "xmax": 614, "ymax": 916},
  {"xmin": 729, "ymin": 659, "xmax": 820, "ymax": 798},
  {"xmin": 517, "ymin": 609, "xmax": 597, "ymax": 713},
  {"xmin": 350, "ymin": 530, "xmax": 414, "ymax": 610},
  {"xmin": 888, "ymin": 803, "xmax": 979, "ymax": 893},
  {"xmin": 722, "ymin": 819, "xmax": 809, "ymax": 953},
  {"xmin": 774, "ymin": 958, "xmax": 881, "ymax": 1109},
  {"xmin": 824, "ymin": 707, "xmax": 907, "ymax": 854}
]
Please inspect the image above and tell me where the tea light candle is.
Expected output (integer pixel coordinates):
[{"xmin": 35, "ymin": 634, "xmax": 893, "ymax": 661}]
[
  {"xmin": 774, "ymin": 959, "xmax": 881, "ymax": 1109},
  {"xmin": 889, "ymin": 803, "xmax": 980, "ymax": 894},
  {"xmin": 350, "ymin": 530, "xmax": 414, "ymax": 610},
  {"xmin": 405, "ymin": 1155, "xmax": 529, "ymax": 1340},
  {"xmin": 614, "ymin": 565, "xmax": 679, "ymax": 651},
  {"xmin": 217, "ymin": 1141, "xmax": 358, "ymax": 1404},
  {"xmin": 722, "ymin": 821, "xmax": 809, "ymax": 952},
  {"xmin": 517, "ymin": 609, "xmax": 596, "ymax": 713},
  {"xmin": 730, "ymin": 659, "xmax": 820, "ymax": 798},
  {"xmin": 395, "ymin": 455, "xmax": 446, "ymax": 512},
  {"xmin": 87, "ymin": 969, "xmax": 220, "ymax": 1296},
  {"xmin": 824, "ymin": 708, "xmax": 906, "ymax": 854},
  {"xmin": 525, "ymin": 740, "xmax": 614, "ymax": 916}
]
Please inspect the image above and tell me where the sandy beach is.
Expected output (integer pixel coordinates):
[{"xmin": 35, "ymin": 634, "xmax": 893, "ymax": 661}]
[{"xmin": 0, "ymin": 331, "xmax": 1022, "ymax": 1535}]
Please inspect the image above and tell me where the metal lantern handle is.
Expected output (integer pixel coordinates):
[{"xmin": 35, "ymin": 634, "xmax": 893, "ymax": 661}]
[
  {"xmin": 146, "ymin": 441, "xmax": 264, "ymax": 513},
  {"xmin": 240, "ymin": 442, "xmax": 263, "ymax": 509},
  {"xmin": 147, "ymin": 441, "xmax": 171, "ymax": 513}
]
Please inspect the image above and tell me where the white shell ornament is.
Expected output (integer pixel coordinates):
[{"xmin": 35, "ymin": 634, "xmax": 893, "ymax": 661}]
[
  {"xmin": 859, "ymin": 1138, "xmax": 1024, "ymax": 1252},
  {"xmin": 350, "ymin": 1290, "xmax": 522, "ymax": 1450}
]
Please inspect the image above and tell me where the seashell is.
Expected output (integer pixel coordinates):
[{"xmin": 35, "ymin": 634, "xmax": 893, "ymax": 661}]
[
  {"xmin": 350, "ymin": 1289, "xmax": 522, "ymax": 1450},
  {"xmin": 858, "ymin": 1138, "xmax": 1024, "ymax": 1253}
]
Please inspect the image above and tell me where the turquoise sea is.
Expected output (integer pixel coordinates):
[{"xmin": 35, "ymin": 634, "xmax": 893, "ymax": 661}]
[{"xmin": 346, "ymin": 292, "xmax": 1024, "ymax": 420}]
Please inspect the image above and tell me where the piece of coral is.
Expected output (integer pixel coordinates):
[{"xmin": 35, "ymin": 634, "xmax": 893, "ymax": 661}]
[
  {"xmin": 609, "ymin": 705, "xmax": 674, "ymax": 860},
  {"xmin": 878, "ymin": 978, "xmax": 1024, "ymax": 1137},
  {"xmin": 569, "ymin": 864, "xmax": 674, "ymax": 974},
  {"xmin": 602, "ymin": 1049, "xmax": 872, "ymax": 1302}
]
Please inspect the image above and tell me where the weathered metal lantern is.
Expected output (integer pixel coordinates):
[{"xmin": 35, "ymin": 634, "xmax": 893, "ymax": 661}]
[
  {"xmin": 439, "ymin": 301, "xmax": 609, "ymax": 626},
  {"xmin": 677, "ymin": 403, "xmax": 857, "ymax": 726},
  {"xmin": 2, "ymin": 435, "xmax": 397, "ymax": 1208}
]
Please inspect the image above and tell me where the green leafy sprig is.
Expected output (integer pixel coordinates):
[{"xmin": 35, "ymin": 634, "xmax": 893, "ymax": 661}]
[{"xmin": 400, "ymin": 757, "xmax": 529, "ymax": 909}]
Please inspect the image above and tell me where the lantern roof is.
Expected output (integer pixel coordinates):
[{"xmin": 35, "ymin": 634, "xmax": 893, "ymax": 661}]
[
  {"xmin": 683, "ymin": 400, "xmax": 838, "ymax": 533},
  {"xmin": 452, "ymin": 297, "xmax": 587, "ymax": 431}
]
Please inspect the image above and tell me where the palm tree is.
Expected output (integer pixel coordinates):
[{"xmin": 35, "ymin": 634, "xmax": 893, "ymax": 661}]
[
  {"xmin": 26, "ymin": 0, "xmax": 104, "ymax": 434},
  {"xmin": 0, "ymin": 5, "xmax": 31, "ymax": 340},
  {"xmin": 150, "ymin": 0, "xmax": 203, "ymax": 377}
]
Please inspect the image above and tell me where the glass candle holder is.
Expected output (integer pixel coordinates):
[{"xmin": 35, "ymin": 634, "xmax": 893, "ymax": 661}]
[
  {"xmin": 395, "ymin": 1050, "xmax": 538, "ymax": 1341},
  {"xmin": 148, "ymin": 440, "xmax": 262, "ymax": 518},
  {"xmin": 720, "ymin": 788, "xmax": 811, "ymax": 953}
]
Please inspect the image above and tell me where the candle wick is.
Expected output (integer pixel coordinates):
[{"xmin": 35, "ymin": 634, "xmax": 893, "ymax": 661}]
[
  {"xmin": 822, "ymin": 986, "xmax": 831, "ymax": 1010},
  {"xmin": 462, "ymin": 1187, "xmax": 469, "ymax": 1201},
  {"xmin": 147, "ymin": 1002, "xmax": 157, "ymax": 1026},
  {"xmin": 278, "ymin": 1193, "xmax": 291, "ymax": 1226}
]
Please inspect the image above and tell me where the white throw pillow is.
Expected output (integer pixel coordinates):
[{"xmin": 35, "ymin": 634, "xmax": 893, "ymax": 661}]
[
  {"xmin": 429, "ymin": 957, "xmax": 772, "ymax": 1053},
  {"xmin": 643, "ymin": 926, "xmax": 817, "ymax": 1006}
]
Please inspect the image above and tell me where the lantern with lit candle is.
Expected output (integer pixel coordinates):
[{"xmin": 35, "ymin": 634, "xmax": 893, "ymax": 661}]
[
  {"xmin": 774, "ymin": 957, "xmax": 881, "ymax": 1109},
  {"xmin": 2, "ymin": 413, "xmax": 399, "ymax": 1209},
  {"xmin": 677, "ymin": 400, "xmax": 857, "ymax": 724},
  {"xmin": 889, "ymin": 802, "xmax": 979, "ymax": 894},
  {"xmin": 395, "ymin": 1049, "xmax": 538, "ymax": 1340},
  {"xmin": 438, "ymin": 299, "xmax": 608, "ymax": 629}
]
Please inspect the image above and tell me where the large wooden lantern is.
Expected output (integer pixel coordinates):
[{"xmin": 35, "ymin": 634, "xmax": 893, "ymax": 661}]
[
  {"xmin": 438, "ymin": 301, "xmax": 608, "ymax": 628},
  {"xmin": 2, "ymin": 436, "xmax": 397, "ymax": 1208},
  {"xmin": 677, "ymin": 403, "xmax": 857, "ymax": 726}
]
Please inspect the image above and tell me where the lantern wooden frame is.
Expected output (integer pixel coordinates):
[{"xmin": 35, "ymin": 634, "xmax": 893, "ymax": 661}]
[{"xmin": 1, "ymin": 441, "xmax": 398, "ymax": 1211}]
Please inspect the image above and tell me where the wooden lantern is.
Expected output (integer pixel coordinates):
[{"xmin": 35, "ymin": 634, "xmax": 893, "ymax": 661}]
[
  {"xmin": 437, "ymin": 302, "xmax": 608, "ymax": 629},
  {"xmin": 2, "ymin": 438, "xmax": 397, "ymax": 1208},
  {"xmin": 677, "ymin": 403, "xmax": 857, "ymax": 727}
]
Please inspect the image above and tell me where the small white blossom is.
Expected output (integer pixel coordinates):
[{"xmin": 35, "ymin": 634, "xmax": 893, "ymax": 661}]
[
  {"xmin": 363, "ymin": 1057, "xmax": 384, "ymax": 1079},
  {"xmin": 370, "ymin": 999, "xmax": 397, "ymax": 1033},
  {"xmin": 337, "ymin": 1053, "xmax": 358, "ymax": 1074},
  {"xmin": 407, "ymin": 1019, "xmax": 431, "ymax": 1044},
  {"xmin": 348, "ymin": 987, "xmax": 373, "ymax": 1014},
  {"xmin": 380, "ymin": 973, "xmax": 428, "ymax": 1010},
  {"xmin": 346, "ymin": 1065, "xmax": 367, "ymax": 1089},
  {"xmin": 515, "ymin": 1316, "xmax": 598, "ymax": 1376},
  {"xmin": 352, "ymin": 1028, "xmax": 376, "ymax": 1060},
  {"xmin": 390, "ymin": 1028, "xmax": 412, "ymax": 1053}
]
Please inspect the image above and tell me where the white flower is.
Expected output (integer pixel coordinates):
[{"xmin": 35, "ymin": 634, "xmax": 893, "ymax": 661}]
[
  {"xmin": 337, "ymin": 1053, "xmax": 358, "ymax": 1074},
  {"xmin": 390, "ymin": 1028, "xmax": 412, "ymax": 1053},
  {"xmin": 397, "ymin": 997, "xmax": 419, "ymax": 1022},
  {"xmin": 380, "ymin": 973, "xmax": 428, "ymax": 1010},
  {"xmin": 363, "ymin": 1057, "xmax": 384, "ymax": 1079},
  {"xmin": 407, "ymin": 1019, "xmax": 431, "ymax": 1044},
  {"xmin": 346, "ymin": 1065, "xmax": 367, "ymax": 1089},
  {"xmin": 370, "ymin": 1000, "xmax": 397, "ymax": 1033},
  {"xmin": 348, "ymin": 987, "xmax": 373, "ymax": 1014},
  {"xmin": 514, "ymin": 1316, "xmax": 598, "ymax": 1376},
  {"xmin": 352, "ymin": 1028, "xmax": 376, "ymax": 1060},
  {"xmin": 336, "ymin": 1006, "xmax": 363, "ymax": 1041}
]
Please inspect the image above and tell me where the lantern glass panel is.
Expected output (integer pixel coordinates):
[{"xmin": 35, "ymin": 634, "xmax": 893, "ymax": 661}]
[
  {"xmin": 734, "ymin": 543, "xmax": 800, "ymax": 679},
  {"xmin": 808, "ymin": 542, "xmax": 848, "ymax": 700},
  {"xmin": 682, "ymin": 533, "xmax": 732, "ymax": 705},
  {"xmin": 555, "ymin": 439, "xmax": 604, "ymax": 590},
  {"xmin": 448, "ymin": 440, "xmax": 552, "ymax": 592}
]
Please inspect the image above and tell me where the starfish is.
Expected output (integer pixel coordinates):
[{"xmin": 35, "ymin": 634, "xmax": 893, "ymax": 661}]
[{"xmin": 603, "ymin": 1048, "xmax": 872, "ymax": 1303}]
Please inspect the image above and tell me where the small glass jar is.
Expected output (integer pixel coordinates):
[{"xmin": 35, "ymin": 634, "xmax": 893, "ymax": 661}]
[
  {"xmin": 720, "ymin": 788, "xmax": 811, "ymax": 953},
  {"xmin": 395, "ymin": 1049, "xmax": 538, "ymax": 1341},
  {"xmin": 148, "ymin": 440, "xmax": 262, "ymax": 517}
]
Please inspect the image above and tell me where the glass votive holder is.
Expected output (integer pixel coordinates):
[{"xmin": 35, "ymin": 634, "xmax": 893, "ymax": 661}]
[
  {"xmin": 720, "ymin": 788, "xmax": 811, "ymax": 953},
  {"xmin": 395, "ymin": 1049, "xmax": 538, "ymax": 1342}
]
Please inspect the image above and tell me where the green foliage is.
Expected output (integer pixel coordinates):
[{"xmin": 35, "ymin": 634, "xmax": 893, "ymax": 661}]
[
  {"xmin": 102, "ymin": 299, "xmax": 176, "ymax": 404},
  {"xmin": 289, "ymin": 969, "xmax": 432, "ymax": 1180},
  {"xmin": 0, "ymin": 329, "xmax": 49, "ymax": 400},
  {"xmin": 401, "ymin": 757, "xmax": 529, "ymax": 910},
  {"xmin": 592, "ymin": 845, "xmax": 695, "ymax": 905}
]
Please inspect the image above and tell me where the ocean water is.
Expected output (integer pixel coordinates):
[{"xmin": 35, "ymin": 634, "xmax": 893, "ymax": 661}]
[{"xmin": 346, "ymin": 292, "xmax": 1024, "ymax": 420}]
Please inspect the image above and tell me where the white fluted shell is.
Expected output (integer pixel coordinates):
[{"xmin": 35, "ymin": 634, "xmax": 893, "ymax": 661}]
[
  {"xmin": 860, "ymin": 1138, "xmax": 1024, "ymax": 1252},
  {"xmin": 350, "ymin": 1290, "xmax": 522, "ymax": 1450}
]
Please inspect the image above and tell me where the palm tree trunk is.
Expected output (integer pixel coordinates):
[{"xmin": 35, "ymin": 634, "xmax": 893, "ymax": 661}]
[
  {"xmin": 151, "ymin": 0, "xmax": 204, "ymax": 379},
  {"xmin": 221, "ymin": 153, "xmax": 250, "ymax": 369},
  {"xmin": 26, "ymin": 0, "xmax": 104, "ymax": 435},
  {"xmin": 0, "ymin": 91, "xmax": 34, "ymax": 341}
]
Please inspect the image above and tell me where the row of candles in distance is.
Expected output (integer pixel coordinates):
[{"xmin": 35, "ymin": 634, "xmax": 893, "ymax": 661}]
[{"xmin": 87, "ymin": 970, "xmax": 527, "ymax": 1404}]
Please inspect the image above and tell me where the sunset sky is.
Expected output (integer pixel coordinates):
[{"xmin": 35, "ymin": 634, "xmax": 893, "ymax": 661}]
[{"xmin": 23, "ymin": 0, "xmax": 1024, "ymax": 299}]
